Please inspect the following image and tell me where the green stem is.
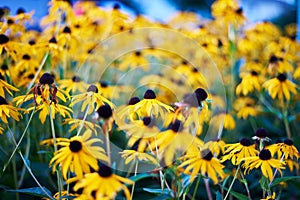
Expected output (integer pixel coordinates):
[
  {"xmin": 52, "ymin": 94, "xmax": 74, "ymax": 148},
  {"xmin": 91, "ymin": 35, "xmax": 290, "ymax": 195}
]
[
  {"xmin": 12, "ymin": 156, "xmax": 19, "ymax": 200},
  {"xmin": 239, "ymin": 170, "xmax": 252, "ymax": 200},
  {"xmin": 18, "ymin": 129, "xmax": 31, "ymax": 187},
  {"xmin": 49, "ymin": 107, "xmax": 63, "ymax": 198},
  {"xmin": 130, "ymin": 161, "xmax": 138, "ymax": 200},
  {"xmin": 192, "ymin": 176, "xmax": 201, "ymax": 200},
  {"xmin": 204, "ymin": 178, "xmax": 213, "ymax": 200},
  {"xmin": 3, "ymin": 108, "xmax": 35, "ymax": 173},
  {"xmin": 76, "ymin": 104, "xmax": 90, "ymax": 136},
  {"xmin": 224, "ymin": 164, "xmax": 241, "ymax": 200},
  {"xmin": 281, "ymin": 99, "xmax": 291, "ymax": 138},
  {"xmin": 104, "ymin": 122, "xmax": 111, "ymax": 166}
]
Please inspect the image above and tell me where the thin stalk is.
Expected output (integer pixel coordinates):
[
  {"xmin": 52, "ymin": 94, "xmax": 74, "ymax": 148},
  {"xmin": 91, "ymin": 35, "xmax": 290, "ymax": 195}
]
[
  {"xmin": 12, "ymin": 157, "xmax": 19, "ymax": 200},
  {"xmin": 130, "ymin": 161, "xmax": 139, "ymax": 200},
  {"xmin": 26, "ymin": 52, "xmax": 49, "ymax": 92},
  {"xmin": 49, "ymin": 107, "xmax": 63, "ymax": 198},
  {"xmin": 7, "ymin": 127, "xmax": 53, "ymax": 200},
  {"xmin": 192, "ymin": 176, "xmax": 201, "ymax": 200},
  {"xmin": 3, "ymin": 108, "xmax": 35, "ymax": 173},
  {"xmin": 281, "ymin": 99, "xmax": 291, "ymax": 138},
  {"xmin": 224, "ymin": 164, "xmax": 241, "ymax": 200},
  {"xmin": 104, "ymin": 122, "xmax": 111, "ymax": 165},
  {"xmin": 204, "ymin": 179, "xmax": 213, "ymax": 200},
  {"xmin": 18, "ymin": 129, "xmax": 31, "ymax": 187},
  {"xmin": 239, "ymin": 170, "xmax": 252, "ymax": 200},
  {"xmin": 269, "ymin": 153, "xmax": 285, "ymax": 187},
  {"xmin": 76, "ymin": 104, "xmax": 90, "ymax": 136}
]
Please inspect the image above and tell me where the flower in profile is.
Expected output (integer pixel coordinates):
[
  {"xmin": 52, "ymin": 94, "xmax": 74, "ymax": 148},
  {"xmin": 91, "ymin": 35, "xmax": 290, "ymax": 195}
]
[
  {"xmin": 210, "ymin": 112, "xmax": 236, "ymax": 130},
  {"xmin": 179, "ymin": 149, "xmax": 225, "ymax": 184},
  {"xmin": 221, "ymin": 138, "xmax": 258, "ymax": 165},
  {"xmin": 63, "ymin": 118, "xmax": 101, "ymax": 133},
  {"xmin": 70, "ymin": 84, "xmax": 113, "ymax": 115},
  {"xmin": 0, "ymin": 96, "xmax": 24, "ymax": 123},
  {"xmin": 118, "ymin": 50, "xmax": 149, "ymax": 71},
  {"xmin": 119, "ymin": 116, "xmax": 159, "ymax": 152},
  {"xmin": 69, "ymin": 164, "xmax": 134, "ymax": 200},
  {"xmin": 243, "ymin": 149, "xmax": 285, "ymax": 181},
  {"xmin": 58, "ymin": 76, "xmax": 88, "ymax": 94},
  {"xmin": 132, "ymin": 89, "xmax": 174, "ymax": 118},
  {"xmin": 149, "ymin": 119, "xmax": 203, "ymax": 166},
  {"xmin": 116, "ymin": 96, "xmax": 141, "ymax": 125},
  {"xmin": 261, "ymin": 192, "xmax": 276, "ymax": 200},
  {"xmin": 263, "ymin": 73, "xmax": 297, "ymax": 101},
  {"xmin": 96, "ymin": 104, "xmax": 115, "ymax": 132},
  {"xmin": 203, "ymin": 138, "xmax": 226, "ymax": 156},
  {"xmin": 49, "ymin": 130, "xmax": 108, "ymax": 179}
]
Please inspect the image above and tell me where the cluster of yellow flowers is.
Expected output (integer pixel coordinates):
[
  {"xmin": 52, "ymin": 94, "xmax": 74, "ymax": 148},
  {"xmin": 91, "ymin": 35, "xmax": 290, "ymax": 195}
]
[{"xmin": 0, "ymin": 0, "xmax": 299, "ymax": 200}]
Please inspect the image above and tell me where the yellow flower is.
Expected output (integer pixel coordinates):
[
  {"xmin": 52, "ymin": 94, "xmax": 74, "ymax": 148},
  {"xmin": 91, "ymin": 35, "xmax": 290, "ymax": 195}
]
[
  {"xmin": 70, "ymin": 85, "xmax": 113, "ymax": 115},
  {"xmin": 132, "ymin": 89, "xmax": 174, "ymax": 118},
  {"xmin": 118, "ymin": 50, "xmax": 149, "ymax": 71},
  {"xmin": 149, "ymin": 120, "xmax": 203, "ymax": 166},
  {"xmin": 95, "ymin": 81, "xmax": 132, "ymax": 100},
  {"xmin": 263, "ymin": 74, "xmax": 297, "ymax": 101},
  {"xmin": 236, "ymin": 70, "xmax": 263, "ymax": 96},
  {"xmin": 203, "ymin": 139, "xmax": 226, "ymax": 156},
  {"xmin": 211, "ymin": 113, "xmax": 236, "ymax": 130},
  {"xmin": 221, "ymin": 138, "xmax": 258, "ymax": 165},
  {"xmin": 58, "ymin": 76, "xmax": 88, "ymax": 94},
  {"xmin": 116, "ymin": 97, "xmax": 142, "ymax": 125},
  {"xmin": 179, "ymin": 149, "xmax": 225, "ymax": 184},
  {"xmin": 234, "ymin": 97, "xmax": 261, "ymax": 119},
  {"xmin": 49, "ymin": 130, "xmax": 108, "ymax": 180},
  {"xmin": 63, "ymin": 118, "xmax": 101, "ymax": 133},
  {"xmin": 0, "ymin": 126, "xmax": 4, "ymax": 134},
  {"xmin": 28, "ymin": 101, "xmax": 72, "ymax": 124},
  {"xmin": 243, "ymin": 149, "xmax": 285, "ymax": 181},
  {"xmin": 261, "ymin": 192, "xmax": 276, "ymax": 200},
  {"xmin": 69, "ymin": 164, "xmax": 133, "ymax": 200},
  {"xmin": 267, "ymin": 139, "xmax": 299, "ymax": 160},
  {"xmin": 0, "ymin": 74, "xmax": 19, "ymax": 98},
  {"xmin": 120, "ymin": 149, "xmax": 157, "ymax": 165},
  {"xmin": 0, "ymin": 96, "xmax": 24, "ymax": 123},
  {"xmin": 119, "ymin": 117, "xmax": 160, "ymax": 152}
]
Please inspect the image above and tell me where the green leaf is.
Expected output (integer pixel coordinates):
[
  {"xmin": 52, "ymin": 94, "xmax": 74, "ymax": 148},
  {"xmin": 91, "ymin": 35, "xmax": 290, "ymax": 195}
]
[
  {"xmin": 7, "ymin": 187, "xmax": 52, "ymax": 198},
  {"xmin": 129, "ymin": 173, "xmax": 158, "ymax": 182},
  {"xmin": 143, "ymin": 188, "xmax": 173, "ymax": 196},
  {"xmin": 216, "ymin": 191, "xmax": 222, "ymax": 200},
  {"xmin": 270, "ymin": 176, "xmax": 300, "ymax": 187},
  {"xmin": 260, "ymin": 176, "xmax": 270, "ymax": 192},
  {"xmin": 223, "ymin": 187, "xmax": 249, "ymax": 200}
]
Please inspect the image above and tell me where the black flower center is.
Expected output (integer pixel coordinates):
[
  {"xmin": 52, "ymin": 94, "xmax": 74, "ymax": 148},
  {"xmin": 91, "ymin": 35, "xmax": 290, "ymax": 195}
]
[
  {"xmin": 69, "ymin": 140, "xmax": 82, "ymax": 152},
  {"xmin": 97, "ymin": 104, "xmax": 113, "ymax": 119},
  {"xmin": 194, "ymin": 88, "xmax": 208, "ymax": 101},
  {"xmin": 255, "ymin": 128, "xmax": 268, "ymax": 138},
  {"xmin": 169, "ymin": 120, "xmax": 183, "ymax": 132},
  {"xmin": 1, "ymin": 64, "xmax": 8, "ymax": 70},
  {"xmin": 72, "ymin": 76, "xmax": 81, "ymax": 82},
  {"xmin": 201, "ymin": 149, "xmax": 213, "ymax": 161},
  {"xmin": 269, "ymin": 55, "xmax": 278, "ymax": 63},
  {"xmin": 113, "ymin": 3, "xmax": 120, "ymax": 10},
  {"xmin": 240, "ymin": 138, "xmax": 251, "ymax": 146},
  {"xmin": 17, "ymin": 8, "xmax": 25, "ymax": 14},
  {"xmin": 277, "ymin": 74, "xmax": 287, "ymax": 82},
  {"xmin": 144, "ymin": 89, "xmax": 156, "ymax": 99},
  {"xmin": 100, "ymin": 81, "xmax": 108, "ymax": 88},
  {"xmin": 251, "ymin": 71, "xmax": 258, "ymax": 76},
  {"xmin": 128, "ymin": 96, "xmax": 140, "ymax": 105},
  {"xmin": 39, "ymin": 73, "xmax": 54, "ymax": 84},
  {"xmin": 27, "ymin": 73, "xmax": 34, "ymax": 79},
  {"xmin": 28, "ymin": 40, "xmax": 36, "ymax": 45},
  {"xmin": 49, "ymin": 37, "xmax": 57, "ymax": 44},
  {"xmin": 181, "ymin": 60, "xmax": 188, "ymax": 65},
  {"xmin": 0, "ymin": 34, "xmax": 9, "ymax": 44},
  {"xmin": 235, "ymin": 7, "xmax": 243, "ymax": 14},
  {"xmin": 217, "ymin": 39, "xmax": 223, "ymax": 48},
  {"xmin": 284, "ymin": 138, "xmax": 293, "ymax": 146},
  {"xmin": 7, "ymin": 19, "xmax": 14, "ymax": 25},
  {"xmin": 87, "ymin": 85, "xmax": 98, "ymax": 93},
  {"xmin": 135, "ymin": 51, "xmax": 141, "ymax": 56},
  {"xmin": 98, "ymin": 164, "xmax": 112, "ymax": 177},
  {"xmin": 259, "ymin": 149, "xmax": 271, "ymax": 160},
  {"xmin": 0, "ymin": 96, "xmax": 8, "ymax": 105},
  {"xmin": 63, "ymin": 26, "xmax": 72, "ymax": 34},
  {"xmin": 22, "ymin": 54, "xmax": 31, "ymax": 60},
  {"xmin": 142, "ymin": 117, "xmax": 155, "ymax": 127}
]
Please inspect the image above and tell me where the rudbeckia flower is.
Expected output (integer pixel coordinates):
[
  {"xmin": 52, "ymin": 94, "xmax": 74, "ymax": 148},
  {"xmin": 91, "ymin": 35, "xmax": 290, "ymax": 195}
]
[
  {"xmin": 234, "ymin": 97, "xmax": 261, "ymax": 119},
  {"xmin": 58, "ymin": 76, "xmax": 88, "ymax": 94},
  {"xmin": 132, "ymin": 89, "xmax": 174, "ymax": 118},
  {"xmin": 261, "ymin": 192, "xmax": 276, "ymax": 200},
  {"xmin": 243, "ymin": 149, "xmax": 285, "ymax": 181},
  {"xmin": 69, "ymin": 164, "xmax": 133, "ymax": 200},
  {"xmin": 221, "ymin": 138, "xmax": 258, "ymax": 165},
  {"xmin": 267, "ymin": 139, "xmax": 299, "ymax": 160},
  {"xmin": 120, "ymin": 147, "xmax": 157, "ymax": 165},
  {"xmin": 119, "ymin": 116, "xmax": 160, "ymax": 152},
  {"xmin": 0, "ymin": 96, "xmax": 24, "ymax": 123},
  {"xmin": 150, "ymin": 120, "xmax": 203, "ymax": 166},
  {"xmin": 49, "ymin": 130, "xmax": 108, "ymax": 180},
  {"xmin": 203, "ymin": 139, "xmax": 226, "ymax": 156},
  {"xmin": 263, "ymin": 73, "xmax": 297, "ymax": 101},
  {"xmin": 179, "ymin": 149, "xmax": 225, "ymax": 184},
  {"xmin": 236, "ymin": 70, "xmax": 263, "ymax": 96},
  {"xmin": 70, "ymin": 85, "xmax": 113, "ymax": 115},
  {"xmin": 63, "ymin": 118, "xmax": 101, "ymax": 133},
  {"xmin": 118, "ymin": 50, "xmax": 149, "ymax": 71},
  {"xmin": 0, "ymin": 74, "xmax": 19, "ymax": 98}
]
